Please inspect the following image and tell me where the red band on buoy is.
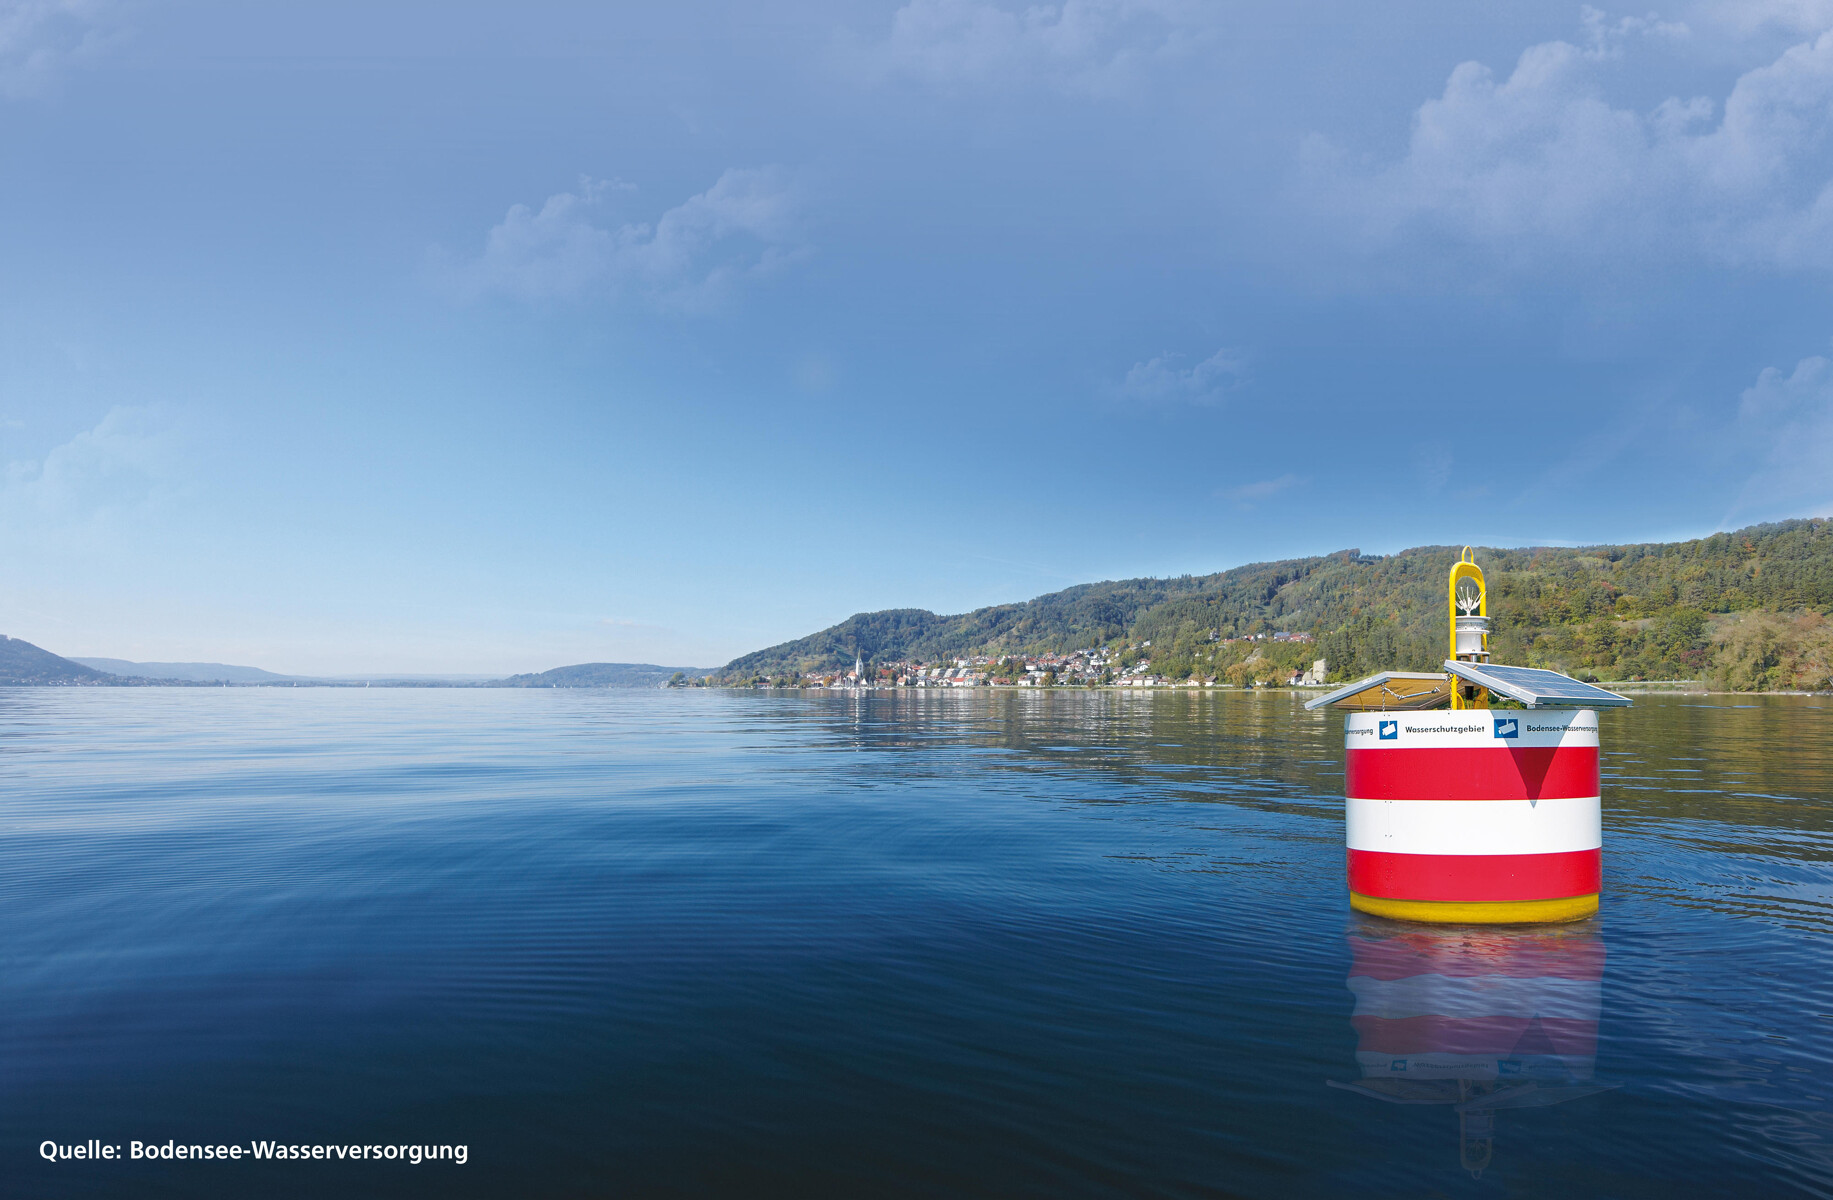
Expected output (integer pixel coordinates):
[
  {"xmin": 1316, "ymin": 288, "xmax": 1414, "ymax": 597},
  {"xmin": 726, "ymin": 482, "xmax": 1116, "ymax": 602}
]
[
  {"xmin": 1346, "ymin": 746, "xmax": 1599, "ymax": 801},
  {"xmin": 1347, "ymin": 847, "xmax": 1601, "ymax": 902}
]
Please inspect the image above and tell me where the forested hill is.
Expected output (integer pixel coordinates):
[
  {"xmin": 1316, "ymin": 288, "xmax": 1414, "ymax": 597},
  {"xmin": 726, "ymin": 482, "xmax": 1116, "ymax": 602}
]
[
  {"xmin": 717, "ymin": 519, "xmax": 1833, "ymax": 691},
  {"xmin": 0, "ymin": 636, "xmax": 117, "ymax": 685}
]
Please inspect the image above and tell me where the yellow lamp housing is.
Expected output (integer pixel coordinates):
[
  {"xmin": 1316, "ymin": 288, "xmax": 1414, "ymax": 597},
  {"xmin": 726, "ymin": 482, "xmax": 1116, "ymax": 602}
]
[{"xmin": 1448, "ymin": 548, "xmax": 1489, "ymax": 709}]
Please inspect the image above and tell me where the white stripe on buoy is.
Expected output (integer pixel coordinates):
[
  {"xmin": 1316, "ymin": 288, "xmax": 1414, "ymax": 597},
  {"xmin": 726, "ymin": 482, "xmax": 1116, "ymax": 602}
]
[{"xmin": 1346, "ymin": 796, "xmax": 1601, "ymax": 856}]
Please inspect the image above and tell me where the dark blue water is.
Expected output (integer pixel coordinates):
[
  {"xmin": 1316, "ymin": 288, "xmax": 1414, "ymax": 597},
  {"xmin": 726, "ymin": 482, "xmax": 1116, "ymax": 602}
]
[{"xmin": 3, "ymin": 688, "xmax": 1829, "ymax": 1198}]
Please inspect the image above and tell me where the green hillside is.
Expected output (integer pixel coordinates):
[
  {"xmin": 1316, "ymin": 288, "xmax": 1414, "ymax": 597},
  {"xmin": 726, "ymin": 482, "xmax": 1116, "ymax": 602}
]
[
  {"xmin": 717, "ymin": 519, "xmax": 1833, "ymax": 691},
  {"xmin": 0, "ymin": 636, "xmax": 117, "ymax": 685}
]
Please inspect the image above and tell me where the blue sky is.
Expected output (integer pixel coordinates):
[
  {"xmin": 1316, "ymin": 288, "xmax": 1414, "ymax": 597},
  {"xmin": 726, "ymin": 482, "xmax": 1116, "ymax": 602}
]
[{"xmin": 3, "ymin": 0, "xmax": 1832, "ymax": 673}]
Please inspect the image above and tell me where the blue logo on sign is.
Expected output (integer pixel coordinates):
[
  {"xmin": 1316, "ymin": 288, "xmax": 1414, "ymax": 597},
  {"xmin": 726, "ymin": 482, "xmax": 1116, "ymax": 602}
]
[
  {"xmin": 1378, "ymin": 720, "xmax": 1399, "ymax": 740},
  {"xmin": 1494, "ymin": 717, "xmax": 1520, "ymax": 739},
  {"xmin": 1389, "ymin": 1058, "xmax": 1408, "ymax": 1072}
]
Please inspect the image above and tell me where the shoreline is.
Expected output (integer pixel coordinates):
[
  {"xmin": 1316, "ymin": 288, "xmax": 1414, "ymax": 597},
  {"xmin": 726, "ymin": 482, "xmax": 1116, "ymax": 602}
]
[{"xmin": 8, "ymin": 682, "xmax": 1826, "ymax": 698}]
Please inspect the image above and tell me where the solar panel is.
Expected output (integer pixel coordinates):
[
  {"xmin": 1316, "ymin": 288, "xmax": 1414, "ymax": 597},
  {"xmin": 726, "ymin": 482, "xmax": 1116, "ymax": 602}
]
[
  {"xmin": 1302, "ymin": 672, "xmax": 1451, "ymax": 711},
  {"xmin": 1441, "ymin": 660, "xmax": 1633, "ymax": 708}
]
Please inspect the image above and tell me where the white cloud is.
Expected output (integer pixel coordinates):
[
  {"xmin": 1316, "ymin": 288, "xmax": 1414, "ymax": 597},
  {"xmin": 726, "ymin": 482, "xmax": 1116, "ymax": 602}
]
[
  {"xmin": 1727, "ymin": 352, "xmax": 1833, "ymax": 519},
  {"xmin": 851, "ymin": 0, "xmax": 1212, "ymax": 96},
  {"xmin": 440, "ymin": 167, "xmax": 806, "ymax": 310},
  {"xmin": 0, "ymin": 405, "xmax": 182, "ymax": 535},
  {"xmin": 0, "ymin": 0, "xmax": 112, "ymax": 98},
  {"xmin": 1115, "ymin": 347, "xmax": 1246, "ymax": 406},
  {"xmin": 1308, "ymin": 8, "xmax": 1833, "ymax": 272}
]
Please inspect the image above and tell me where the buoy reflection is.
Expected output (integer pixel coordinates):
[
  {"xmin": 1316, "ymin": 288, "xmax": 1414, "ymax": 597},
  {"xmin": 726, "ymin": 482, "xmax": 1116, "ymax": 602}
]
[{"xmin": 1330, "ymin": 919, "xmax": 1615, "ymax": 1176}]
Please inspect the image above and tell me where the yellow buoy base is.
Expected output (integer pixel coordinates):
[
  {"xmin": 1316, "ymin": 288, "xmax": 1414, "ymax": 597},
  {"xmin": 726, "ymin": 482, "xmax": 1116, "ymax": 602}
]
[{"xmin": 1349, "ymin": 892, "xmax": 1598, "ymax": 925}]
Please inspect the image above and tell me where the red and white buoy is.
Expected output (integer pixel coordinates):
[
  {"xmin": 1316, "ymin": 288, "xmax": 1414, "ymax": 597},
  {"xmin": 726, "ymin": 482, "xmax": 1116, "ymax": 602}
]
[
  {"xmin": 1306, "ymin": 549, "xmax": 1629, "ymax": 924},
  {"xmin": 1343, "ymin": 708, "xmax": 1601, "ymax": 922}
]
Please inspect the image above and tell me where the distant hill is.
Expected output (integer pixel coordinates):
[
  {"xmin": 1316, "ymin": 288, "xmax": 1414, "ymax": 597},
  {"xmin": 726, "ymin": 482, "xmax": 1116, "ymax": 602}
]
[
  {"xmin": 321, "ymin": 674, "xmax": 498, "ymax": 684},
  {"xmin": 72, "ymin": 658, "xmax": 299, "ymax": 684},
  {"xmin": 717, "ymin": 519, "xmax": 1833, "ymax": 691},
  {"xmin": 490, "ymin": 663, "xmax": 713, "ymax": 688},
  {"xmin": 1, "ymin": 637, "xmax": 117, "ymax": 685}
]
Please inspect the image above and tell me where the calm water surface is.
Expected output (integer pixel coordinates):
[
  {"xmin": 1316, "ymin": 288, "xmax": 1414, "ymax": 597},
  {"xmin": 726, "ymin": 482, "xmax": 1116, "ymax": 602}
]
[{"xmin": 3, "ymin": 688, "xmax": 1830, "ymax": 1198}]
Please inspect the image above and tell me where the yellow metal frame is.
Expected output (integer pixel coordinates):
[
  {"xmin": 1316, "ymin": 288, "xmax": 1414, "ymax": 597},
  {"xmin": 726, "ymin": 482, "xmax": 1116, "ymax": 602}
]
[
  {"xmin": 1350, "ymin": 892, "xmax": 1598, "ymax": 924},
  {"xmin": 1448, "ymin": 548, "xmax": 1488, "ymax": 710}
]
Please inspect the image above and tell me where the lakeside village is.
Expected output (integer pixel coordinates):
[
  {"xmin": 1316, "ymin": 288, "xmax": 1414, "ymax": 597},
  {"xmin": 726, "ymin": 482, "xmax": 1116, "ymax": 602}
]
[{"xmin": 758, "ymin": 632, "xmax": 1326, "ymax": 690}]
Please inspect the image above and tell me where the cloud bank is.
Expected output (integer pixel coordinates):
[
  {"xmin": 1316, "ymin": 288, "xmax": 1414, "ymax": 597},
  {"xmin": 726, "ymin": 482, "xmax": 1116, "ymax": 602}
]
[
  {"xmin": 441, "ymin": 167, "xmax": 806, "ymax": 310},
  {"xmin": 1309, "ymin": 7, "xmax": 1833, "ymax": 272},
  {"xmin": 0, "ymin": 406, "xmax": 182, "ymax": 540},
  {"xmin": 1690, "ymin": 0, "xmax": 1833, "ymax": 37},
  {"xmin": 1729, "ymin": 351, "xmax": 1833, "ymax": 519}
]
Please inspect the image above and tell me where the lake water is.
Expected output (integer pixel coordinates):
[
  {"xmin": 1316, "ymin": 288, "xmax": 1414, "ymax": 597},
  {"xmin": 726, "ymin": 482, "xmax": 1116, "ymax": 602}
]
[{"xmin": 4, "ymin": 688, "xmax": 1830, "ymax": 1198}]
